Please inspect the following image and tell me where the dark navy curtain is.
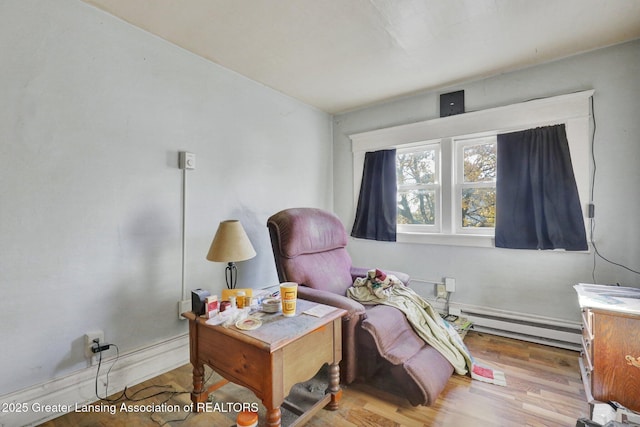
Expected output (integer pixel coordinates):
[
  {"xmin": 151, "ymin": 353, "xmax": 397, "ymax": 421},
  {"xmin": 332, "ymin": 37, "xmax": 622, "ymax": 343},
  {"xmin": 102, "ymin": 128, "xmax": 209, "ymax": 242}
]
[
  {"xmin": 351, "ymin": 149, "xmax": 397, "ymax": 241},
  {"xmin": 495, "ymin": 124, "xmax": 587, "ymax": 250}
]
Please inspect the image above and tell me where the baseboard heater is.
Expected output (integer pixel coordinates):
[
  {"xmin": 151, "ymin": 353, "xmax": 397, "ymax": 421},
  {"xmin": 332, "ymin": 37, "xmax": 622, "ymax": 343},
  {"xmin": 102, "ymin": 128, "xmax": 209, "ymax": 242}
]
[{"xmin": 449, "ymin": 302, "xmax": 582, "ymax": 351}]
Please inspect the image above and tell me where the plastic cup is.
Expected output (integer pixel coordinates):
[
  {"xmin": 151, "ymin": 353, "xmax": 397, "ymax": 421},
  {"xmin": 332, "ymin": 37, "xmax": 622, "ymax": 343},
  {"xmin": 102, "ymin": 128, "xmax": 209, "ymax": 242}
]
[{"xmin": 280, "ymin": 282, "xmax": 298, "ymax": 317}]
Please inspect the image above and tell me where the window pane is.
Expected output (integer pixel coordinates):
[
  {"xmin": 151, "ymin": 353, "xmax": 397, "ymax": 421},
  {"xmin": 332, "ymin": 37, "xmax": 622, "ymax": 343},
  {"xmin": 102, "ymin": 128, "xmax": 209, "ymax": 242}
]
[
  {"xmin": 398, "ymin": 189, "xmax": 436, "ymax": 225},
  {"xmin": 463, "ymin": 142, "xmax": 496, "ymax": 183},
  {"xmin": 397, "ymin": 150, "xmax": 436, "ymax": 185},
  {"xmin": 461, "ymin": 188, "xmax": 495, "ymax": 227}
]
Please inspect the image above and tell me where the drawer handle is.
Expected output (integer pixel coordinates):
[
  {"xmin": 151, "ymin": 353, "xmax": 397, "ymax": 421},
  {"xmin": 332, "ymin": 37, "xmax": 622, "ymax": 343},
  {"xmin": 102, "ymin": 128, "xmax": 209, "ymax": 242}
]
[{"xmin": 625, "ymin": 355, "xmax": 640, "ymax": 369}]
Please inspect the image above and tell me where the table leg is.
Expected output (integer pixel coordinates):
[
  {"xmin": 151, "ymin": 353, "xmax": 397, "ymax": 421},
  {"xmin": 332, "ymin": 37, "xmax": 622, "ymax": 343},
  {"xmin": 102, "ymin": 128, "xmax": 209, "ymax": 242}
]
[
  {"xmin": 266, "ymin": 406, "xmax": 282, "ymax": 427},
  {"xmin": 191, "ymin": 362, "xmax": 205, "ymax": 411},
  {"xmin": 326, "ymin": 362, "xmax": 342, "ymax": 411}
]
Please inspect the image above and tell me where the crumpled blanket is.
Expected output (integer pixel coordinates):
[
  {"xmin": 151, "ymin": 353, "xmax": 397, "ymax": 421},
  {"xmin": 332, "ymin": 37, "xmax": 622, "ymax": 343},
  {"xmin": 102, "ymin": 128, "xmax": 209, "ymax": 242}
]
[{"xmin": 348, "ymin": 270, "xmax": 506, "ymax": 386}]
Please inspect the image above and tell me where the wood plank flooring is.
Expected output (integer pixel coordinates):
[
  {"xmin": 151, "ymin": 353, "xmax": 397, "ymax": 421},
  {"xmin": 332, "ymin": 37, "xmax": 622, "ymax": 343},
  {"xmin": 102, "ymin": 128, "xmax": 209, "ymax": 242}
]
[{"xmin": 39, "ymin": 331, "xmax": 589, "ymax": 427}]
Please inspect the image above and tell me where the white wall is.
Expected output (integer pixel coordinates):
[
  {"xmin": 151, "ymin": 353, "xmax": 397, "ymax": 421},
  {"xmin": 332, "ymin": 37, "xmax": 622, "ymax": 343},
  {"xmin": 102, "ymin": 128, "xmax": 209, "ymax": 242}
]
[
  {"xmin": 333, "ymin": 40, "xmax": 640, "ymax": 321},
  {"xmin": 0, "ymin": 0, "xmax": 332, "ymax": 396}
]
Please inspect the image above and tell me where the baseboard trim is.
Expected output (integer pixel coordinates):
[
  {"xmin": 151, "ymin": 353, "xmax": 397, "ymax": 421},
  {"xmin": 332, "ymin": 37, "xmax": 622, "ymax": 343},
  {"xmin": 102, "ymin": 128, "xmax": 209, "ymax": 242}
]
[
  {"xmin": 449, "ymin": 302, "xmax": 582, "ymax": 351},
  {"xmin": 0, "ymin": 334, "xmax": 189, "ymax": 427}
]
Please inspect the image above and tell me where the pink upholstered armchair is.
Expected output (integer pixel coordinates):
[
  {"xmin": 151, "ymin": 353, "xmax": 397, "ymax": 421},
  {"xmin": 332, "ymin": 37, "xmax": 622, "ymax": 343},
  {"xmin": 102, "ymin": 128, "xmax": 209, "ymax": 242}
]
[{"xmin": 267, "ymin": 208, "xmax": 453, "ymax": 406}]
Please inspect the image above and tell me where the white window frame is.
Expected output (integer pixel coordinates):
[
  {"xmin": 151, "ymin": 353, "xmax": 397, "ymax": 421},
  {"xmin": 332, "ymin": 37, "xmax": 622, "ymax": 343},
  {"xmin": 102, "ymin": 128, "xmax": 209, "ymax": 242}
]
[
  {"xmin": 350, "ymin": 90, "xmax": 594, "ymax": 248},
  {"xmin": 454, "ymin": 135, "xmax": 497, "ymax": 235},
  {"xmin": 396, "ymin": 143, "xmax": 442, "ymax": 234}
]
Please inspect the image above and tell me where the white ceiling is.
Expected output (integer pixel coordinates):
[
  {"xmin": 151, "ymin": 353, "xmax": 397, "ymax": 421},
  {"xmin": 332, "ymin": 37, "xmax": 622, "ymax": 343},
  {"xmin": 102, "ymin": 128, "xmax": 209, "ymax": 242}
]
[{"xmin": 82, "ymin": 0, "xmax": 640, "ymax": 114}]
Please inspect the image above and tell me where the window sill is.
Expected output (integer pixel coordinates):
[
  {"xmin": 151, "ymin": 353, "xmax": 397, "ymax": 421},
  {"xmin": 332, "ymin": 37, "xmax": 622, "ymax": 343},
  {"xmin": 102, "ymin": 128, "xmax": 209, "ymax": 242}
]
[
  {"xmin": 397, "ymin": 232, "xmax": 495, "ymax": 248},
  {"xmin": 397, "ymin": 232, "xmax": 593, "ymax": 253}
]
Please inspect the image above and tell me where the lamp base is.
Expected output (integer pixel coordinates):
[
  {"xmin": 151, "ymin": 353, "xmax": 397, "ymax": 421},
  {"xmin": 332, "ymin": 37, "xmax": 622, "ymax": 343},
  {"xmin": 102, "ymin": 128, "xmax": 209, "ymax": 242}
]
[{"xmin": 225, "ymin": 262, "xmax": 237, "ymax": 289}]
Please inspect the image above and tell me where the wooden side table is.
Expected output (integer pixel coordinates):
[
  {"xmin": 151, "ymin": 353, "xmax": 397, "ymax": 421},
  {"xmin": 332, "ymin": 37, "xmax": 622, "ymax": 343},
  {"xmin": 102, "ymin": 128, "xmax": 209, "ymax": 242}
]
[{"xmin": 184, "ymin": 299, "xmax": 346, "ymax": 427}]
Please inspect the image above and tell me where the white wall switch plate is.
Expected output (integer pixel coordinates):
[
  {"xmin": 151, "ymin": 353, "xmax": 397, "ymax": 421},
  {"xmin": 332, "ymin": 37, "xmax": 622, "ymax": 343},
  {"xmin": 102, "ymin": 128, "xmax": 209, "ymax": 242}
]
[{"xmin": 445, "ymin": 277, "xmax": 456, "ymax": 293}]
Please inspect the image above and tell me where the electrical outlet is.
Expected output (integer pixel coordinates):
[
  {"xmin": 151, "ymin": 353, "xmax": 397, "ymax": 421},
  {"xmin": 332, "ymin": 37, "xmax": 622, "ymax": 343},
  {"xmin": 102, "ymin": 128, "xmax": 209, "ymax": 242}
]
[
  {"xmin": 436, "ymin": 284, "xmax": 447, "ymax": 299},
  {"xmin": 85, "ymin": 330, "xmax": 104, "ymax": 360},
  {"xmin": 178, "ymin": 299, "xmax": 192, "ymax": 320}
]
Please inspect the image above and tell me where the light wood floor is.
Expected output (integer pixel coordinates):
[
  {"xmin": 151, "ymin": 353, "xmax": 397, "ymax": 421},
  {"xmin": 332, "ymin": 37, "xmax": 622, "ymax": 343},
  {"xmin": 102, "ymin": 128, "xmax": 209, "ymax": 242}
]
[{"xmin": 40, "ymin": 331, "xmax": 589, "ymax": 427}]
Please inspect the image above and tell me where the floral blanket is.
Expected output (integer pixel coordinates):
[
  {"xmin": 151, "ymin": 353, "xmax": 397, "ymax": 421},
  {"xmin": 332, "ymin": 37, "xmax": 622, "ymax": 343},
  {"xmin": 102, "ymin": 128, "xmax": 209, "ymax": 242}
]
[{"xmin": 347, "ymin": 269, "xmax": 506, "ymax": 386}]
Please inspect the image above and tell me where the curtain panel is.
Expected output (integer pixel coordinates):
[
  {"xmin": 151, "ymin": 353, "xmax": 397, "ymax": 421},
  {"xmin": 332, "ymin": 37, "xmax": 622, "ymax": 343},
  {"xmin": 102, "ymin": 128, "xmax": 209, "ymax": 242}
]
[
  {"xmin": 495, "ymin": 124, "xmax": 588, "ymax": 250},
  {"xmin": 351, "ymin": 149, "xmax": 397, "ymax": 241}
]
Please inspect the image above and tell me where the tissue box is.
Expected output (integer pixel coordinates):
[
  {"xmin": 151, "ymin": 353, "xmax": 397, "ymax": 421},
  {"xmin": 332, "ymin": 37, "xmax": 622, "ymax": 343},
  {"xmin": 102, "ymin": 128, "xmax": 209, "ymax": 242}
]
[{"xmin": 191, "ymin": 289, "xmax": 211, "ymax": 316}]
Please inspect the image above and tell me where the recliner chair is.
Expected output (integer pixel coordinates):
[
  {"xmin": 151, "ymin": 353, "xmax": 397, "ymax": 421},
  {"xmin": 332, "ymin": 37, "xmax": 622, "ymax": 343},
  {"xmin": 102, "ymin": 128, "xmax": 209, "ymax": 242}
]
[{"xmin": 267, "ymin": 207, "xmax": 453, "ymax": 406}]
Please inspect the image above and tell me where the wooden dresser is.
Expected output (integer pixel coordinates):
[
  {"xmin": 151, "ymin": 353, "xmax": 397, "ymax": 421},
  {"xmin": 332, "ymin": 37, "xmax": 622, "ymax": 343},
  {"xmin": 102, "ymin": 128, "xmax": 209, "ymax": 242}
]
[{"xmin": 575, "ymin": 284, "xmax": 640, "ymax": 413}]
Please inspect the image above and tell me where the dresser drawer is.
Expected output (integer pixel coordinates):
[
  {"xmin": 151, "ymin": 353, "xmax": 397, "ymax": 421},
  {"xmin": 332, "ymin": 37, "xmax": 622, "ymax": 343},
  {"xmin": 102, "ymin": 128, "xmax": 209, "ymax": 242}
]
[
  {"xmin": 581, "ymin": 309, "xmax": 593, "ymax": 337},
  {"xmin": 581, "ymin": 308, "xmax": 594, "ymax": 372},
  {"xmin": 578, "ymin": 354, "xmax": 594, "ymax": 404},
  {"xmin": 581, "ymin": 336, "xmax": 594, "ymax": 373}
]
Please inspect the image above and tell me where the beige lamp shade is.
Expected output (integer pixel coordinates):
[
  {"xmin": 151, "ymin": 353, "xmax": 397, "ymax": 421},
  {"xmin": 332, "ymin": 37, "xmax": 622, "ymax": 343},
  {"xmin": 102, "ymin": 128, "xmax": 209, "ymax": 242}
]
[{"xmin": 206, "ymin": 220, "xmax": 256, "ymax": 263}]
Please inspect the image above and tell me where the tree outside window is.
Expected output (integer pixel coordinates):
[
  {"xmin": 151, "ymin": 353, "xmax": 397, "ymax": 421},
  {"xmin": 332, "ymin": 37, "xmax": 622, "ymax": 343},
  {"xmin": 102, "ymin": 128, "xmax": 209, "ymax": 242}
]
[
  {"xmin": 460, "ymin": 139, "xmax": 496, "ymax": 229},
  {"xmin": 396, "ymin": 146, "xmax": 439, "ymax": 228}
]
